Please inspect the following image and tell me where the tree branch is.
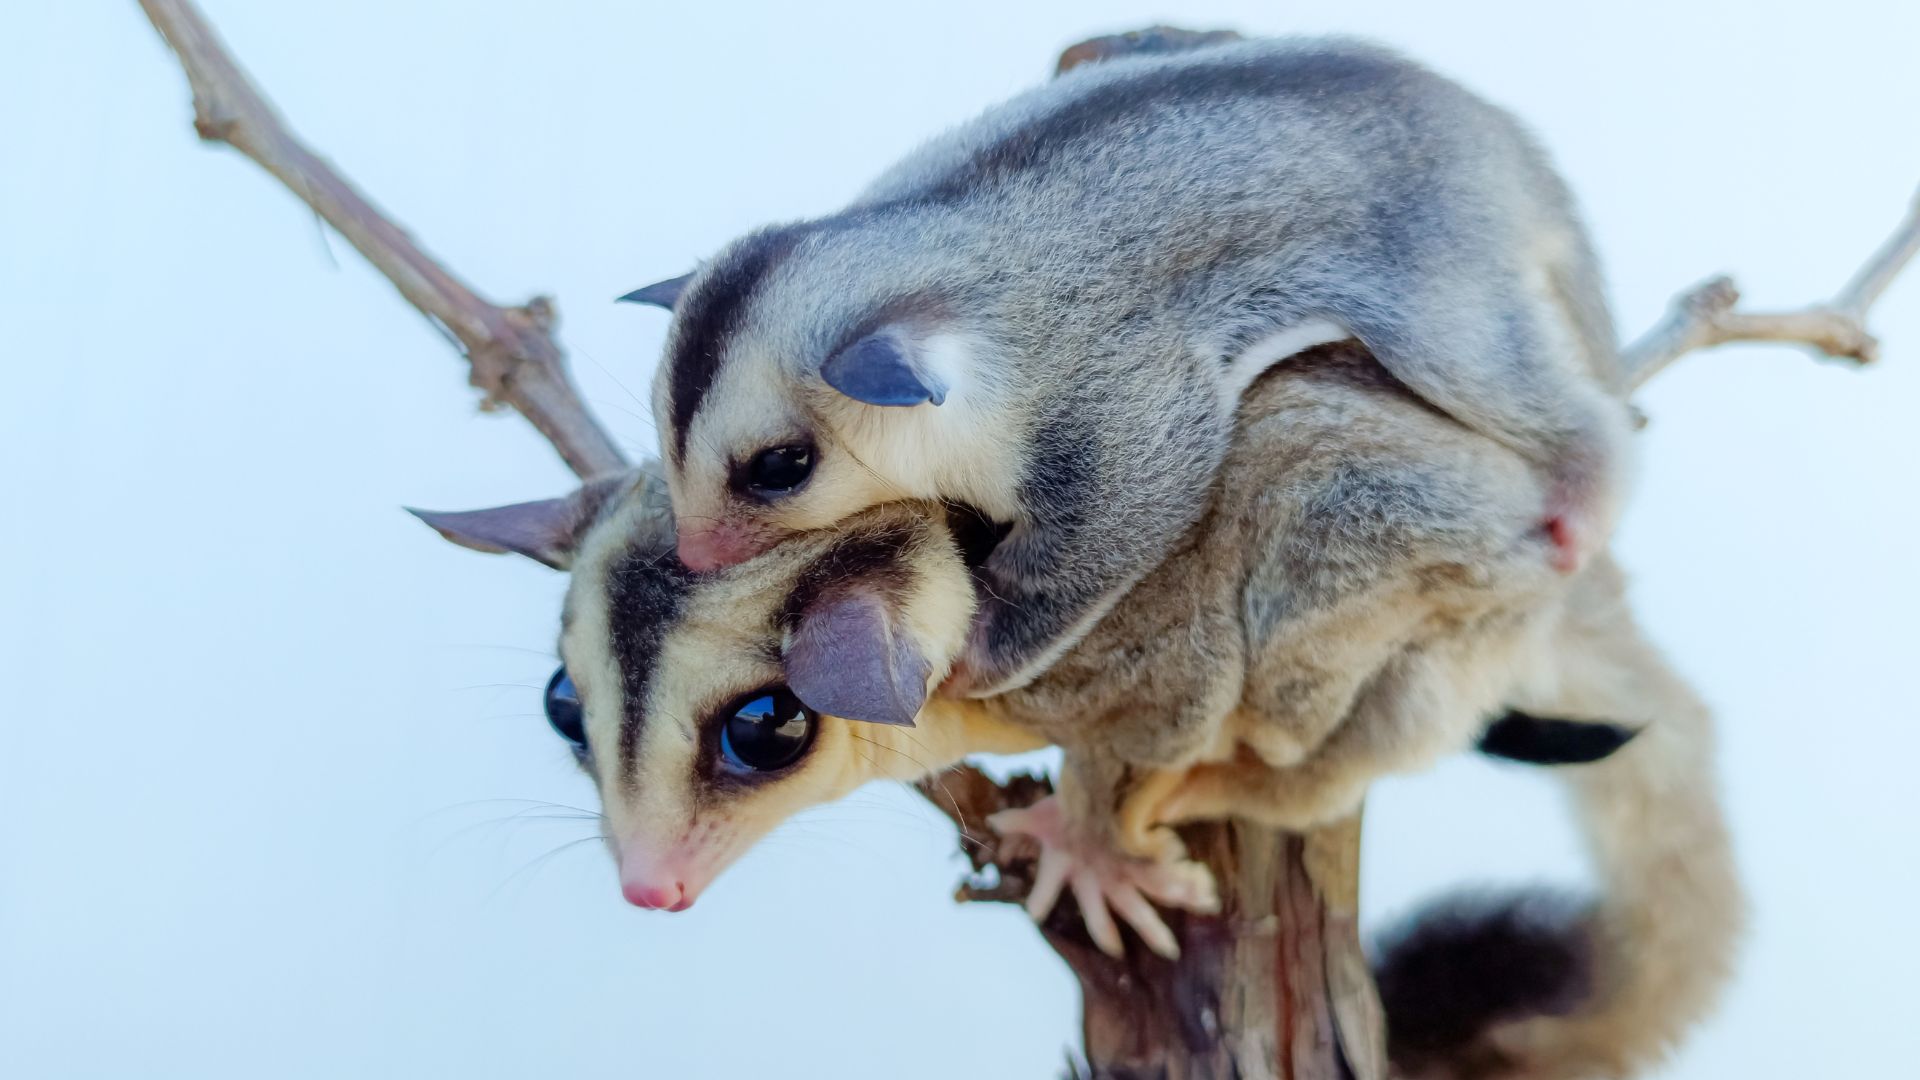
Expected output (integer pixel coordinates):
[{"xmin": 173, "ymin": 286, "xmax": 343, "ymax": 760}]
[
  {"xmin": 1623, "ymin": 185, "xmax": 1919, "ymax": 388},
  {"xmin": 136, "ymin": 0, "xmax": 627, "ymax": 481},
  {"xmin": 136, "ymin": 6, "xmax": 1916, "ymax": 1076},
  {"xmin": 918, "ymin": 766, "xmax": 1382, "ymax": 1080}
]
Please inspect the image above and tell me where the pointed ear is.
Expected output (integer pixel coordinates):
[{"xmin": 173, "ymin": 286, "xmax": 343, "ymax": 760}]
[
  {"xmin": 617, "ymin": 272, "xmax": 694, "ymax": 310},
  {"xmin": 820, "ymin": 333, "xmax": 947, "ymax": 408},
  {"xmin": 784, "ymin": 588, "xmax": 930, "ymax": 727},
  {"xmin": 407, "ymin": 472, "xmax": 636, "ymax": 571}
]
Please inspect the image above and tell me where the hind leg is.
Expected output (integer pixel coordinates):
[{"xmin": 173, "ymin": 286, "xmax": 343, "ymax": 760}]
[
  {"xmin": 1326, "ymin": 261, "xmax": 1635, "ymax": 578},
  {"xmin": 1220, "ymin": 373, "xmax": 1568, "ymax": 793},
  {"xmin": 1164, "ymin": 617, "xmax": 1542, "ymax": 832}
]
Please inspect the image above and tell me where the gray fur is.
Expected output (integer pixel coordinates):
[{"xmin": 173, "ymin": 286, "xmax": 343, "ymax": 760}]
[
  {"xmin": 976, "ymin": 345, "xmax": 1564, "ymax": 837},
  {"xmin": 457, "ymin": 342, "xmax": 1734, "ymax": 1070},
  {"xmin": 656, "ymin": 36, "xmax": 1633, "ymax": 693}
]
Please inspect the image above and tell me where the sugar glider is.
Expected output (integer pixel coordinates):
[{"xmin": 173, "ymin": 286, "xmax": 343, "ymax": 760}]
[
  {"xmin": 417, "ymin": 349, "xmax": 1732, "ymax": 1077},
  {"xmin": 623, "ymin": 35, "xmax": 1635, "ymax": 695}
]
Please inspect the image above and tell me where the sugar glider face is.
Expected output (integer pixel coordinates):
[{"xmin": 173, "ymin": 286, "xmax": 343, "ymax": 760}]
[
  {"xmin": 414, "ymin": 472, "xmax": 980, "ymax": 911},
  {"xmin": 638, "ymin": 227, "xmax": 1018, "ymax": 575}
]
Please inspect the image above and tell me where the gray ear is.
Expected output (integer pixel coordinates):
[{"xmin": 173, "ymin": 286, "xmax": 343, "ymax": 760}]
[
  {"xmin": 617, "ymin": 272, "xmax": 694, "ymax": 310},
  {"xmin": 784, "ymin": 588, "xmax": 929, "ymax": 727},
  {"xmin": 407, "ymin": 472, "xmax": 636, "ymax": 571},
  {"xmin": 820, "ymin": 333, "xmax": 947, "ymax": 408}
]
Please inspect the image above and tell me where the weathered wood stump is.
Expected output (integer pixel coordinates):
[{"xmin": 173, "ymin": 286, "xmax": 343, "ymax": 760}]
[{"xmin": 922, "ymin": 768, "xmax": 1384, "ymax": 1080}]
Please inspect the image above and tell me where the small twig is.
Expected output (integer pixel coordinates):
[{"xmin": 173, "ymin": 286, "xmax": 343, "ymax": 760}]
[
  {"xmin": 136, "ymin": 0, "xmax": 627, "ymax": 481},
  {"xmin": 138, "ymin": 11, "xmax": 1901, "ymax": 1075},
  {"xmin": 1624, "ymin": 185, "xmax": 1920, "ymax": 389},
  {"xmin": 914, "ymin": 765, "xmax": 1052, "ymax": 902}
]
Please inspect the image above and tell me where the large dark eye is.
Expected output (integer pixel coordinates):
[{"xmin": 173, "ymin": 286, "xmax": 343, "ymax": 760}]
[
  {"xmin": 719, "ymin": 688, "xmax": 816, "ymax": 773},
  {"xmin": 544, "ymin": 667, "xmax": 587, "ymax": 750},
  {"xmin": 740, "ymin": 444, "xmax": 814, "ymax": 498}
]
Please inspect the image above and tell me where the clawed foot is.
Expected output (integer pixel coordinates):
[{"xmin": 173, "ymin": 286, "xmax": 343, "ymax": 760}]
[{"xmin": 988, "ymin": 796, "xmax": 1218, "ymax": 959}]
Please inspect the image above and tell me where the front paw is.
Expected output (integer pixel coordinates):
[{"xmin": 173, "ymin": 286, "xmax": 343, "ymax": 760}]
[{"xmin": 989, "ymin": 795, "xmax": 1218, "ymax": 959}]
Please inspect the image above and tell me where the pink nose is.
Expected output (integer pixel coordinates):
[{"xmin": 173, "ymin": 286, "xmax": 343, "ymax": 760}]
[
  {"xmin": 676, "ymin": 527, "xmax": 763, "ymax": 573},
  {"xmin": 622, "ymin": 879, "xmax": 692, "ymax": 912}
]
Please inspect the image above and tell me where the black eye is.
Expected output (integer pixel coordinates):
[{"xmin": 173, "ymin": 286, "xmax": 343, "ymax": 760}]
[
  {"xmin": 741, "ymin": 444, "xmax": 815, "ymax": 497},
  {"xmin": 544, "ymin": 667, "xmax": 587, "ymax": 751},
  {"xmin": 719, "ymin": 688, "xmax": 817, "ymax": 773}
]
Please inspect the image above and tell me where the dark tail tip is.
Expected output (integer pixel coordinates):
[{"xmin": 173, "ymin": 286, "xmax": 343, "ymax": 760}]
[
  {"xmin": 1373, "ymin": 891, "xmax": 1596, "ymax": 1075},
  {"xmin": 1477, "ymin": 710, "xmax": 1640, "ymax": 766}
]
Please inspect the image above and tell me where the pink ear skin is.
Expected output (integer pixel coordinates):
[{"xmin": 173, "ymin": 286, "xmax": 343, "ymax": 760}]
[{"xmin": 785, "ymin": 589, "xmax": 929, "ymax": 728}]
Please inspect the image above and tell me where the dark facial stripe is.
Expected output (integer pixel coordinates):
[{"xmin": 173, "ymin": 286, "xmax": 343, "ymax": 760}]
[
  {"xmin": 666, "ymin": 225, "xmax": 809, "ymax": 463},
  {"xmin": 777, "ymin": 519, "xmax": 923, "ymax": 631},
  {"xmin": 887, "ymin": 47, "xmax": 1409, "ymax": 208},
  {"xmin": 664, "ymin": 47, "xmax": 1407, "ymax": 463},
  {"xmin": 605, "ymin": 544, "xmax": 696, "ymax": 793}
]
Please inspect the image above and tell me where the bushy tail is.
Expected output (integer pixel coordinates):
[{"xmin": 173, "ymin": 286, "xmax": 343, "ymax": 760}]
[
  {"xmin": 1375, "ymin": 890, "xmax": 1597, "ymax": 1079},
  {"xmin": 1376, "ymin": 562, "xmax": 1744, "ymax": 1078}
]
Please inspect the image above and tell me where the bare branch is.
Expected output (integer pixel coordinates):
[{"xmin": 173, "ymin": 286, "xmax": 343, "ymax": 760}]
[
  {"xmin": 136, "ymin": 0, "xmax": 628, "ymax": 481},
  {"xmin": 130, "ymin": 8, "xmax": 1902, "ymax": 1075},
  {"xmin": 1625, "ymin": 186, "xmax": 1919, "ymax": 388},
  {"xmin": 916, "ymin": 765, "xmax": 1382, "ymax": 1080}
]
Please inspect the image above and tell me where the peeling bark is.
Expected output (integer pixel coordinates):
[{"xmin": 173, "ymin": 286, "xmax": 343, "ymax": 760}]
[{"xmin": 134, "ymin": 5, "xmax": 1914, "ymax": 1075}]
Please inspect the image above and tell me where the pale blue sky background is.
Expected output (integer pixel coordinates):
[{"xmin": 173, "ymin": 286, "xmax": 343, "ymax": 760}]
[{"xmin": 3, "ymin": 2, "xmax": 1916, "ymax": 1077}]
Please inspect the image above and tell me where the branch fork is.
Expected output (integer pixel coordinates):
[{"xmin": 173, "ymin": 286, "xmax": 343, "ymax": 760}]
[
  {"xmin": 136, "ymin": 4, "xmax": 1915, "ymax": 1076},
  {"xmin": 1624, "ymin": 186, "xmax": 1918, "ymax": 387}
]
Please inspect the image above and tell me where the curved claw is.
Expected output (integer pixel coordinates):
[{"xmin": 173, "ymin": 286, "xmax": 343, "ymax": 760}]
[
  {"xmin": 1025, "ymin": 841, "xmax": 1072, "ymax": 923},
  {"xmin": 989, "ymin": 796, "xmax": 1217, "ymax": 960},
  {"xmin": 1072, "ymin": 868, "xmax": 1126, "ymax": 957},
  {"xmin": 1106, "ymin": 881, "xmax": 1178, "ymax": 959}
]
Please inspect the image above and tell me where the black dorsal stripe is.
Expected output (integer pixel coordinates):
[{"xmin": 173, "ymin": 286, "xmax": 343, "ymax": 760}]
[
  {"xmin": 883, "ymin": 45, "xmax": 1408, "ymax": 209},
  {"xmin": 666, "ymin": 225, "xmax": 809, "ymax": 463},
  {"xmin": 605, "ymin": 544, "xmax": 696, "ymax": 793},
  {"xmin": 663, "ymin": 46, "xmax": 1408, "ymax": 460}
]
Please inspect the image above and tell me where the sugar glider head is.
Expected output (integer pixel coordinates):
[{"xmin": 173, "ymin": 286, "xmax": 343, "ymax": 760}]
[
  {"xmin": 413, "ymin": 469, "xmax": 977, "ymax": 911},
  {"xmin": 628, "ymin": 224, "xmax": 1011, "ymax": 575}
]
